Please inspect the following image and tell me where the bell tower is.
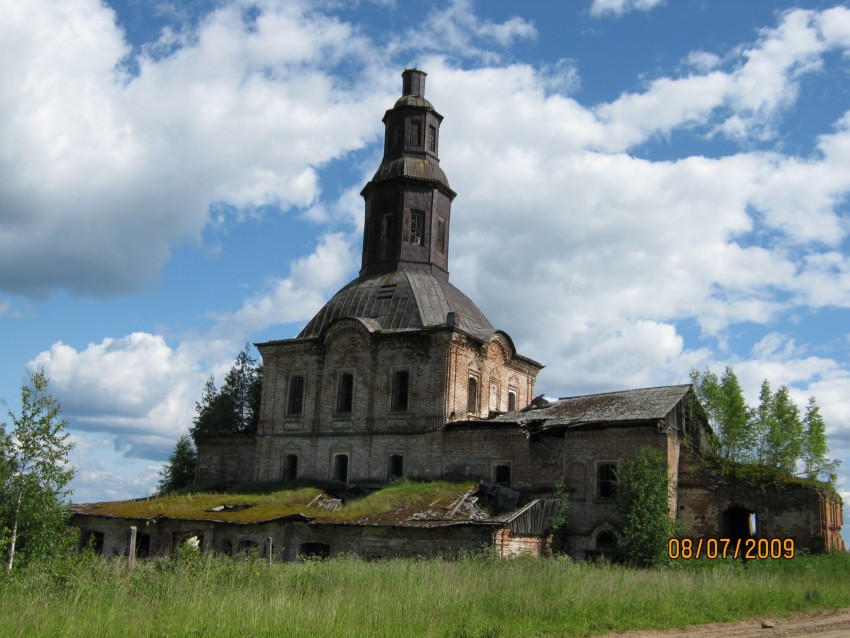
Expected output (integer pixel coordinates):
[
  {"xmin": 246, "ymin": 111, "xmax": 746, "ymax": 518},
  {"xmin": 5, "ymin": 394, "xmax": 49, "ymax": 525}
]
[{"xmin": 360, "ymin": 69, "xmax": 456, "ymax": 280}]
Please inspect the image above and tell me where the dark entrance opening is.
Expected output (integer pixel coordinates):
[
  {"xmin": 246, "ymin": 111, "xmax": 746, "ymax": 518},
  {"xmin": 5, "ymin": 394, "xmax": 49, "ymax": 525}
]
[
  {"xmin": 282, "ymin": 454, "xmax": 298, "ymax": 481},
  {"xmin": 494, "ymin": 464, "xmax": 511, "ymax": 487},
  {"xmin": 722, "ymin": 506, "xmax": 755, "ymax": 541},
  {"xmin": 299, "ymin": 542, "xmax": 331, "ymax": 559},
  {"xmin": 136, "ymin": 533, "xmax": 151, "ymax": 558},
  {"xmin": 332, "ymin": 454, "xmax": 349, "ymax": 483},
  {"xmin": 388, "ymin": 454, "xmax": 404, "ymax": 481},
  {"xmin": 83, "ymin": 530, "xmax": 105, "ymax": 555}
]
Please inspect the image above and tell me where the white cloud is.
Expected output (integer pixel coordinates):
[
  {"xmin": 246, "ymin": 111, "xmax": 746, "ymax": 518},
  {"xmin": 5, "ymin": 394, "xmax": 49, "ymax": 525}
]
[
  {"xmin": 590, "ymin": 0, "xmax": 664, "ymax": 19},
  {"xmin": 0, "ymin": 0, "xmax": 388, "ymax": 298},
  {"xmin": 28, "ymin": 333, "xmax": 203, "ymax": 458}
]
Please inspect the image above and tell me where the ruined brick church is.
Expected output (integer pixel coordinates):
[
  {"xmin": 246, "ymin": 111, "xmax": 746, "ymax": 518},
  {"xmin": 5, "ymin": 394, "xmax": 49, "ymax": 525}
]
[{"xmin": 74, "ymin": 70, "xmax": 843, "ymax": 560}]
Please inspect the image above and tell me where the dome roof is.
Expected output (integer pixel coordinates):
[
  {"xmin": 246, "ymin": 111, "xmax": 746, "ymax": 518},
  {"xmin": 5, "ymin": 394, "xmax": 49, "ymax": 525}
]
[
  {"xmin": 394, "ymin": 94, "xmax": 434, "ymax": 109},
  {"xmin": 298, "ymin": 269, "xmax": 494, "ymax": 340}
]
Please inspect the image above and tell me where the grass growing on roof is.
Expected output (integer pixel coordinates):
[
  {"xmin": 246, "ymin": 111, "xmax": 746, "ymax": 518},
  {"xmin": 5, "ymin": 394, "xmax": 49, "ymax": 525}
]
[{"xmin": 72, "ymin": 479, "xmax": 479, "ymax": 524}]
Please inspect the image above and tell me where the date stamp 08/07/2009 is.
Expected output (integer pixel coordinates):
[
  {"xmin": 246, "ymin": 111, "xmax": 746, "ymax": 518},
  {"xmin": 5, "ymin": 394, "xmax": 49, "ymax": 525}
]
[{"xmin": 667, "ymin": 537, "xmax": 795, "ymax": 560}]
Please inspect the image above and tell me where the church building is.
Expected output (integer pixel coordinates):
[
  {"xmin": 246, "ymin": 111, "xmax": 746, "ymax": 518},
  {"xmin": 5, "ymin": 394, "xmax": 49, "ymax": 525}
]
[{"xmin": 72, "ymin": 70, "xmax": 842, "ymax": 561}]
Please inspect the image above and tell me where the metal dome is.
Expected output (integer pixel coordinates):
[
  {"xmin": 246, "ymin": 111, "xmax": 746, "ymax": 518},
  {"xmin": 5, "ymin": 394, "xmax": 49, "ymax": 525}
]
[{"xmin": 298, "ymin": 269, "xmax": 494, "ymax": 340}]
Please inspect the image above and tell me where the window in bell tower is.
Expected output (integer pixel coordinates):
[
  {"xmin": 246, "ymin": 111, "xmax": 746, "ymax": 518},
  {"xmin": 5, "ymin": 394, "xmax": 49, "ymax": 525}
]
[
  {"xmin": 436, "ymin": 216, "xmax": 446, "ymax": 254},
  {"xmin": 392, "ymin": 123, "xmax": 402, "ymax": 150},
  {"xmin": 427, "ymin": 125, "xmax": 436, "ymax": 152},
  {"xmin": 380, "ymin": 213, "xmax": 393, "ymax": 248},
  {"xmin": 408, "ymin": 120, "xmax": 421, "ymax": 146},
  {"xmin": 410, "ymin": 210, "xmax": 424, "ymax": 245}
]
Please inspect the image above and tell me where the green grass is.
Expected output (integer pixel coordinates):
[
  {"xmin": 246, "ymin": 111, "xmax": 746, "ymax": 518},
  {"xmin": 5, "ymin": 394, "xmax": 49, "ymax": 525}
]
[
  {"xmin": 72, "ymin": 480, "xmax": 478, "ymax": 524},
  {"xmin": 1, "ymin": 551, "xmax": 849, "ymax": 637}
]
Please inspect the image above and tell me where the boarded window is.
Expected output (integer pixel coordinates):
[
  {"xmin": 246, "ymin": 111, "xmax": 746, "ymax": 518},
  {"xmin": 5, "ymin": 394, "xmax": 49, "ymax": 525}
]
[
  {"xmin": 332, "ymin": 454, "xmax": 349, "ymax": 483},
  {"xmin": 410, "ymin": 210, "xmax": 424, "ymax": 245},
  {"xmin": 337, "ymin": 373, "xmax": 354, "ymax": 413},
  {"xmin": 597, "ymin": 463, "xmax": 618, "ymax": 499},
  {"xmin": 427, "ymin": 125, "xmax": 436, "ymax": 151},
  {"xmin": 282, "ymin": 454, "xmax": 298, "ymax": 481},
  {"xmin": 507, "ymin": 389, "xmax": 517, "ymax": 412},
  {"xmin": 391, "ymin": 370, "xmax": 409, "ymax": 411},
  {"xmin": 436, "ymin": 217, "xmax": 446, "ymax": 253},
  {"xmin": 467, "ymin": 377, "xmax": 479, "ymax": 414},
  {"xmin": 494, "ymin": 464, "xmax": 511, "ymax": 487},
  {"xmin": 287, "ymin": 375, "xmax": 304, "ymax": 415},
  {"xmin": 388, "ymin": 454, "xmax": 404, "ymax": 481}
]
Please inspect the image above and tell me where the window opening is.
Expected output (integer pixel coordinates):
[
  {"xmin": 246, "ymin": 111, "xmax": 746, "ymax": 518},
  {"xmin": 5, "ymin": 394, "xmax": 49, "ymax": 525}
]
[
  {"xmin": 282, "ymin": 454, "xmax": 298, "ymax": 481},
  {"xmin": 332, "ymin": 454, "xmax": 349, "ymax": 483},
  {"xmin": 596, "ymin": 530, "xmax": 617, "ymax": 551},
  {"xmin": 494, "ymin": 464, "xmax": 511, "ymax": 487},
  {"xmin": 380, "ymin": 214, "xmax": 393, "ymax": 248},
  {"xmin": 391, "ymin": 370, "xmax": 409, "ymax": 411},
  {"xmin": 597, "ymin": 463, "xmax": 618, "ymax": 499},
  {"xmin": 376, "ymin": 284, "xmax": 397, "ymax": 300},
  {"xmin": 299, "ymin": 542, "xmax": 331, "ymax": 559},
  {"xmin": 507, "ymin": 389, "xmax": 517, "ymax": 412},
  {"xmin": 436, "ymin": 217, "xmax": 446, "ymax": 253},
  {"xmin": 392, "ymin": 123, "xmax": 402, "ymax": 149},
  {"xmin": 467, "ymin": 377, "xmax": 479, "ymax": 414},
  {"xmin": 337, "ymin": 373, "xmax": 354, "ymax": 413},
  {"xmin": 287, "ymin": 375, "xmax": 304, "ymax": 415},
  {"xmin": 427, "ymin": 125, "xmax": 436, "ymax": 152},
  {"xmin": 408, "ymin": 120, "xmax": 421, "ymax": 146},
  {"xmin": 410, "ymin": 210, "xmax": 424, "ymax": 245},
  {"xmin": 388, "ymin": 454, "xmax": 404, "ymax": 481}
]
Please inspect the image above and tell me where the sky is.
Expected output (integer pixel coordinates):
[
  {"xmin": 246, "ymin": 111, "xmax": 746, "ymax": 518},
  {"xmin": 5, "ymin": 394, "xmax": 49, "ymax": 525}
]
[{"xmin": 2, "ymin": 0, "xmax": 850, "ymax": 523}]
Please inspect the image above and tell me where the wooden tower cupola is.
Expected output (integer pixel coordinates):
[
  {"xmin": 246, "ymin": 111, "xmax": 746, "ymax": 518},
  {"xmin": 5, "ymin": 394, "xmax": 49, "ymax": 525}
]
[{"xmin": 360, "ymin": 69, "xmax": 456, "ymax": 280}]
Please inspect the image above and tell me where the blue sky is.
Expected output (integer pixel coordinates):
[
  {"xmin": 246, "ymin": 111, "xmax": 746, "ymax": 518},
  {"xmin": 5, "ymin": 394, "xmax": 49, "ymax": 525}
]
[{"xmin": 2, "ymin": 0, "xmax": 850, "ymax": 520}]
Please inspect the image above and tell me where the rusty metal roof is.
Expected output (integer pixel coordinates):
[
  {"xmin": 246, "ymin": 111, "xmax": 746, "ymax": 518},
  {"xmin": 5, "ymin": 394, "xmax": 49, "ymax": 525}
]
[
  {"xmin": 493, "ymin": 384, "xmax": 692, "ymax": 429},
  {"xmin": 298, "ymin": 268, "xmax": 495, "ymax": 340}
]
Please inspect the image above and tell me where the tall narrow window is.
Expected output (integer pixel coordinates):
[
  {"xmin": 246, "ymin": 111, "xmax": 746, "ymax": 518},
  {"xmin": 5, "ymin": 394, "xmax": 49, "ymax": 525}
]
[
  {"xmin": 380, "ymin": 214, "xmax": 393, "ymax": 248},
  {"xmin": 332, "ymin": 454, "xmax": 349, "ymax": 483},
  {"xmin": 436, "ymin": 217, "xmax": 446, "ymax": 254},
  {"xmin": 391, "ymin": 370, "xmax": 409, "ymax": 412},
  {"xmin": 427, "ymin": 125, "xmax": 436, "ymax": 152},
  {"xmin": 410, "ymin": 210, "xmax": 424, "ymax": 245},
  {"xmin": 337, "ymin": 373, "xmax": 354, "ymax": 413},
  {"xmin": 392, "ymin": 123, "xmax": 402, "ymax": 149},
  {"xmin": 507, "ymin": 389, "xmax": 517, "ymax": 412},
  {"xmin": 388, "ymin": 454, "xmax": 404, "ymax": 481},
  {"xmin": 467, "ymin": 377, "xmax": 479, "ymax": 414},
  {"xmin": 597, "ymin": 463, "xmax": 618, "ymax": 499},
  {"xmin": 282, "ymin": 454, "xmax": 298, "ymax": 481},
  {"xmin": 287, "ymin": 375, "xmax": 304, "ymax": 415},
  {"xmin": 408, "ymin": 120, "xmax": 421, "ymax": 146}
]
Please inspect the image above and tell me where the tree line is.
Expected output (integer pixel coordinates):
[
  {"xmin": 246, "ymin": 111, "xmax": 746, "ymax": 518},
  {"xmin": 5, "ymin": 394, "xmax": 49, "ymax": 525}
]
[
  {"xmin": 156, "ymin": 345, "xmax": 262, "ymax": 495},
  {"xmin": 690, "ymin": 366, "xmax": 839, "ymax": 484}
]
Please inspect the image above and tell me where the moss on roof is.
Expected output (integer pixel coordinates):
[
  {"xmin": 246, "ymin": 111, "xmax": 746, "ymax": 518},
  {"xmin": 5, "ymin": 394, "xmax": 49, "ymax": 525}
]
[{"xmin": 72, "ymin": 480, "xmax": 480, "ymax": 525}]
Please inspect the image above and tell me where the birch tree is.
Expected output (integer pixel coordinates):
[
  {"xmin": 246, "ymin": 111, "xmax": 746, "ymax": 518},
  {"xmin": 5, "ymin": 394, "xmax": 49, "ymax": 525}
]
[{"xmin": 1, "ymin": 371, "xmax": 75, "ymax": 570}]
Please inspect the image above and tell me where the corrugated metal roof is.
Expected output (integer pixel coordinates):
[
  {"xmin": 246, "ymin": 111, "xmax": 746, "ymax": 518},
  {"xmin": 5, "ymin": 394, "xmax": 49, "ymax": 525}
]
[
  {"xmin": 298, "ymin": 269, "xmax": 495, "ymax": 339},
  {"xmin": 494, "ymin": 384, "xmax": 691, "ymax": 428}
]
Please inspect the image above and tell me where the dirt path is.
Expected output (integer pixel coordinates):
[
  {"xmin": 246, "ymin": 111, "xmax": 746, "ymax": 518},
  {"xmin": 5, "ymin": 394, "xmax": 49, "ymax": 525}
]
[{"xmin": 594, "ymin": 608, "xmax": 850, "ymax": 638}]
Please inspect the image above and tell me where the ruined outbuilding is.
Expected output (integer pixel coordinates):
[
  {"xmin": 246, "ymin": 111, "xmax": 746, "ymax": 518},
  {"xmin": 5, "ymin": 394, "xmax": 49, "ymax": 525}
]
[{"xmin": 72, "ymin": 69, "xmax": 843, "ymax": 561}]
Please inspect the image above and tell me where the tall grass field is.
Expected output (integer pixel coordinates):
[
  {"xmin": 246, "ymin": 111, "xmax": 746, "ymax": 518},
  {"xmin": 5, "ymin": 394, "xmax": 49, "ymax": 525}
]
[{"xmin": 2, "ymin": 551, "xmax": 849, "ymax": 637}]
